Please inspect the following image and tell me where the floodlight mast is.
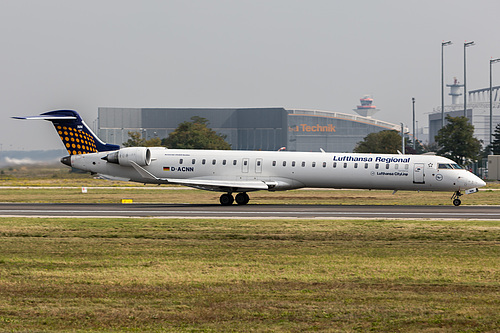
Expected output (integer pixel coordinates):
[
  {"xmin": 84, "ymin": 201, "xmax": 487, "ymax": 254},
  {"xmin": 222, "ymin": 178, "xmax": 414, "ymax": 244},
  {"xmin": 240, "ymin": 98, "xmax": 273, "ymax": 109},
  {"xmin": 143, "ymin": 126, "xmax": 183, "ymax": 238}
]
[
  {"xmin": 490, "ymin": 58, "xmax": 500, "ymax": 153},
  {"xmin": 464, "ymin": 41, "xmax": 475, "ymax": 118},
  {"xmin": 441, "ymin": 41, "xmax": 452, "ymax": 129}
]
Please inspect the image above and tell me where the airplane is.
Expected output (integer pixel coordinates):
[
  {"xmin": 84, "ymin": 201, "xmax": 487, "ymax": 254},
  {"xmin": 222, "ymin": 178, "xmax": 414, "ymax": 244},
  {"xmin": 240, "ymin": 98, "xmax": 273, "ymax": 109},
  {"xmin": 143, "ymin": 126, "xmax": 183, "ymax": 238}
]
[{"xmin": 14, "ymin": 110, "xmax": 486, "ymax": 206}]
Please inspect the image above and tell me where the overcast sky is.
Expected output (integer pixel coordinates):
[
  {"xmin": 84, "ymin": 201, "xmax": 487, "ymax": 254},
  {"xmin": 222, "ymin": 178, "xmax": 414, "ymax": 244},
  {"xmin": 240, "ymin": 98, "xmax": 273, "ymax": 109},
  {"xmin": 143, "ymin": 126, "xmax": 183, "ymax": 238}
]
[{"xmin": 2, "ymin": 0, "xmax": 500, "ymax": 151}]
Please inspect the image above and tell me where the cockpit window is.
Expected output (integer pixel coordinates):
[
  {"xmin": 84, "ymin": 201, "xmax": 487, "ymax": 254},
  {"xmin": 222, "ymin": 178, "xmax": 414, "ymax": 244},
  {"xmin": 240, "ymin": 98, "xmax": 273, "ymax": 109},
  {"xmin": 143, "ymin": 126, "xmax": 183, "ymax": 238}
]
[
  {"xmin": 438, "ymin": 163, "xmax": 453, "ymax": 169},
  {"xmin": 438, "ymin": 163, "xmax": 462, "ymax": 170}
]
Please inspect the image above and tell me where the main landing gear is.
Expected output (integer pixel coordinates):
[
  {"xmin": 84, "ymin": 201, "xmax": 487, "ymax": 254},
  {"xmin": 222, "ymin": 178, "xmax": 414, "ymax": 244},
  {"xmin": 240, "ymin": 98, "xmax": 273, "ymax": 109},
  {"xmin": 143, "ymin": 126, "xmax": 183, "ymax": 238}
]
[
  {"xmin": 451, "ymin": 191, "xmax": 463, "ymax": 206},
  {"xmin": 219, "ymin": 192, "xmax": 250, "ymax": 206}
]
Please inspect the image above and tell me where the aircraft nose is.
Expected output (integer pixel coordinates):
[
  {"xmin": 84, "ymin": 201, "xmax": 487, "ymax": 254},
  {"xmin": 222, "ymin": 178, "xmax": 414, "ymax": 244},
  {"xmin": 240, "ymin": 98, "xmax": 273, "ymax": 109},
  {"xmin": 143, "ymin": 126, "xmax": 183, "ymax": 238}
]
[
  {"xmin": 467, "ymin": 173, "xmax": 486, "ymax": 188},
  {"xmin": 475, "ymin": 178, "xmax": 486, "ymax": 188}
]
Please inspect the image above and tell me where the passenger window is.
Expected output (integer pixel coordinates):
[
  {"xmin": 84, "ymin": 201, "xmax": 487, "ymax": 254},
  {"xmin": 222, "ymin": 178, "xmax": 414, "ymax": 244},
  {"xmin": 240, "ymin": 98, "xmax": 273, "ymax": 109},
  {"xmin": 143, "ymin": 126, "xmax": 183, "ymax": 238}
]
[
  {"xmin": 323, "ymin": 162, "xmax": 327, "ymax": 168},
  {"xmin": 257, "ymin": 160, "xmax": 261, "ymax": 166},
  {"xmin": 292, "ymin": 161, "xmax": 296, "ymax": 167},
  {"xmin": 192, "ymin": 159, "xmax": 196, "ymax": 165},
  {"xmin": 364, "ymin": 163, "xmax": 368, "ymax": 169},
  {"xmin": 375, "ymin": 163, "xmax": 379, "ymax": 169},
  {"xmin": 272, "ymin": 161, "xmax": 276, "ymax": 166},
  {"xmin": 354, "ymin": 163, "xmax": 358, "ymax": 168},
  {"xmin": 222, "ymin": 160, "xmax": 227, "ymax": 165},
  {"xmin": 343, "ymin": 163, "xmax": 347, "ymax": 168},
  {"xmin": 244, "ymin": 160, "xmax": 248, "ymax": 166},
  {"xmin": 179, "ymin": 159, "xmax": 183, "ymax": 164},
  {"xmin": 282, "ymin": 161, "xmax": 286, "ymax": 167},
  {"xmin": 312, "ymin": 162, "xmax": 316, "ymax": 167},
  {"xmin": 202, "ymin": 159, "xmax": 206, "ymax": 165},
  {"xmin": 333, "ymin": 162, "xmax": 337, "ymax": 168},
  {"xmin": 386, "ymin": 164, "xmax": 390, "ymax": 169},
  {"xmin": 212, "ymin": 159, "xmax": 216, "ymax": 165},
  {"xmin": 395, "ymin": 164, "xmax": 399, "ymax": 169},
  {"xmin": 301, "ymin": 161, "xmax": 306, "ymax": 167},
  {"xmin": 233, "ymin": 160, "xmax": 237, "ymax": 165},
  {"xmin": 405, "ymin": 164, "xmax": 409, "ymax": 169}
]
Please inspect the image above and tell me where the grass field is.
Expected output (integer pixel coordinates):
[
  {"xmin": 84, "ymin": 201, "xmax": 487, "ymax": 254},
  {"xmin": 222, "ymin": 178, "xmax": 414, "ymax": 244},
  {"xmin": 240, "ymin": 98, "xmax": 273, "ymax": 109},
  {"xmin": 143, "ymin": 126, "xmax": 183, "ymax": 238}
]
[
  {"xmin": 0, "ymin": 165, "xmax": 499, "ymax": 331},
  {"xmin": 0, "ymin": 217, "xmax": 499, "ymax": 332},
  {"xmin": 1, "ymin": 164, "xmax": 499, "ymax": 205}
]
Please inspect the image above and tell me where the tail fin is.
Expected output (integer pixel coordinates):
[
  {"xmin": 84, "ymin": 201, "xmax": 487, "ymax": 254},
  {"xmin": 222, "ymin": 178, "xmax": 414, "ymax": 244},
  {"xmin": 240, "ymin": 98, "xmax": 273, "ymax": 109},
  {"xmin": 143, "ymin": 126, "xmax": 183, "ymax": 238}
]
[{"xmin": 13, "ymin": 110, "xmax": 120, "ymax": 155}]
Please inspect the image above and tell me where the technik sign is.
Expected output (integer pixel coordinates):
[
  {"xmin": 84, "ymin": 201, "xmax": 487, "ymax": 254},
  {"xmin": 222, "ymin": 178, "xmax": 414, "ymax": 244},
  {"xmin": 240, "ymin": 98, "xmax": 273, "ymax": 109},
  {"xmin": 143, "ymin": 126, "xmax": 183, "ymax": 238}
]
[{"xmin": 289, "ymin": 124, "xmax": 336, "ymax": 133}]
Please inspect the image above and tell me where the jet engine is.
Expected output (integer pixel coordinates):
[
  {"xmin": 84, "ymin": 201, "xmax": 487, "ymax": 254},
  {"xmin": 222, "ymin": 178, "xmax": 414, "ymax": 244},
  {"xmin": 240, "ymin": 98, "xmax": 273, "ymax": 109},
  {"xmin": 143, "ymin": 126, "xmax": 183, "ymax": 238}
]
[{"xmin": 103, "ymin": 147, "xmax": 151, "ymax": 166}]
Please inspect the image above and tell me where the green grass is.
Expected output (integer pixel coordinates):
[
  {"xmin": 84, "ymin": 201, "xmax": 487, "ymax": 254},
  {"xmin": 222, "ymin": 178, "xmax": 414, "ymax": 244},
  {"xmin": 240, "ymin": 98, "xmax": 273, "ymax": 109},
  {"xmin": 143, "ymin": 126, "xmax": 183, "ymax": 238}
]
[{"xmin": 0, "ymin": 218, "xmax": 498, "ymax": 332}]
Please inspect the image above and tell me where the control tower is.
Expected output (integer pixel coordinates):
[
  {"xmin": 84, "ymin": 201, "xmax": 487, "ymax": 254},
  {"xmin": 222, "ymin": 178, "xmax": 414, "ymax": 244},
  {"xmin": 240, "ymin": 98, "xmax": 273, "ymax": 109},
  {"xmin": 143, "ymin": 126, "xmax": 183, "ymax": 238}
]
[
  {"xmin": 353, "ymin": 95, "xmax": 380, "ymax": 117},
  {"xmin": 447, "ymin": 77, "xmax": 463, "ymax": 105}
]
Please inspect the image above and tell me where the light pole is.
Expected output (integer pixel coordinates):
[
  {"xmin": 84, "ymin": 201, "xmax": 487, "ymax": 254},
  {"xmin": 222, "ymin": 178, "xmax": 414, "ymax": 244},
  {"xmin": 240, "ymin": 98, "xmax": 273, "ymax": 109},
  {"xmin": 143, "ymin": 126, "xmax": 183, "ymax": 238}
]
[
  {"xmin": 416, "ymin": 120, "xmax": 419, "ymax": 144},
  {"xmin": 490, "ymin": 58, "xmax": 500, "ymax": 153},
  {"xmin": 441, "ymin": 41, "xmax": 452, "ymax": 128},
  {"xmin": 464, "ymin": 41, "xmax": 475, "ymax": 118},
  {"xmin": 412, "ymin": 97, "xmax": 416, "ymax": 150},
  {"xmin": 401, "ymin": 123, "xmax": 405, "ymax": 154}
]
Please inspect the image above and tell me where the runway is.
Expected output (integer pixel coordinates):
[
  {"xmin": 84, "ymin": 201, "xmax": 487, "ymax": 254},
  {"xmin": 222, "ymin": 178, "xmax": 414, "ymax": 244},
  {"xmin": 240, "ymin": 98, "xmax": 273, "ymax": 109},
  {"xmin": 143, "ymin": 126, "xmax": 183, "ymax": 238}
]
[{"xmin": 0, "ymin": 203, "xmax": 499, "ymax": 219}]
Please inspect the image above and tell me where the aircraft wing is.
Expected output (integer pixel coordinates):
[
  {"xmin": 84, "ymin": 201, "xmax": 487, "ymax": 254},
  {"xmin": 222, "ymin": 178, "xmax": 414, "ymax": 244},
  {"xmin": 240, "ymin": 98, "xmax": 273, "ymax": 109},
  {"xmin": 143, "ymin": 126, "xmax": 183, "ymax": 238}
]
[
  {"xmin": 129, "ymin": 161, "xmax": 271, "ymax": 192},
  {"xmin": 165, "ymin": 178, "xmax": 270, "ymax": 192}
]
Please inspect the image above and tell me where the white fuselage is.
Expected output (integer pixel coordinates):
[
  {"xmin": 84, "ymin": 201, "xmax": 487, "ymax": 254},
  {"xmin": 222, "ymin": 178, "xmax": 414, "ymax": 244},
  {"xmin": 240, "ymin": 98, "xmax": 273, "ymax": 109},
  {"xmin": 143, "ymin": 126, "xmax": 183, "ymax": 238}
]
[{"xmin": 68, "ymin": 148, "xmax": 485, "ymax": 193}]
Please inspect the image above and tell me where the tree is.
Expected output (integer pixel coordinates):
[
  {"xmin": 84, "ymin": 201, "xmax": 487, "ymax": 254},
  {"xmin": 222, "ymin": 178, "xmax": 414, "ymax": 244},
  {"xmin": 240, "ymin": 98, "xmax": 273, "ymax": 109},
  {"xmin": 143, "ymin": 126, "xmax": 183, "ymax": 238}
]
[
  {"xmin": 486, "ymin": 123, "xmax": 500, "ymax": 155},
  {"xmin": 123, "ymin": 131, "xmax": 163, "ymax": 147},
  {"xmin": 422, "ymin": 142, "xmax": 439, "ymax": 153},
  {"xmin": 144, "ymin": 137, "xmax": 162, "ymax": 147},
  {"xmin": 162, "ymin": 116, "xmax": 231, "ymax": 150},
  {"xmin": 435, "ymin": 115, "xmax": 481, "ymax": 166},
  {"xmin": 353, "ymin": 130, "xmax": 405, "ymax": 154},
  {"xmin": 123, "ymin": 131, "xmax": 144, "ymax": 147}
]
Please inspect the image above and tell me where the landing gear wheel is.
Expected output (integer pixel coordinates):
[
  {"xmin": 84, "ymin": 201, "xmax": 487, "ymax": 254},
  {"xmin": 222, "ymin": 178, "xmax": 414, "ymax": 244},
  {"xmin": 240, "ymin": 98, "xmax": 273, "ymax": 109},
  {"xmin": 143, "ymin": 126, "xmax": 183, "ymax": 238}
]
[
  {"xmin": 451, "ymin": 191, "xmax": 463, "ymax": 206},
  {"xmin": 219, "ymin": 193, "xmax": 234, "ymax": 206},
  {"xmin": 235, "ymin": 192, "xmax": 250, "ymax": 205}
]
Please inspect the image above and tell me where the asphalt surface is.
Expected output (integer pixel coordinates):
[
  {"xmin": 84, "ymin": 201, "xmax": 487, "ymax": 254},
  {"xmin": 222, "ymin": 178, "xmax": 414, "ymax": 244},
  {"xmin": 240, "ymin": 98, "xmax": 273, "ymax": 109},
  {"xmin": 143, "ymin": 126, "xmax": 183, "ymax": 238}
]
[{"xmin": 0, "ymin": 203, "xmax": 498, "ymax": 219}]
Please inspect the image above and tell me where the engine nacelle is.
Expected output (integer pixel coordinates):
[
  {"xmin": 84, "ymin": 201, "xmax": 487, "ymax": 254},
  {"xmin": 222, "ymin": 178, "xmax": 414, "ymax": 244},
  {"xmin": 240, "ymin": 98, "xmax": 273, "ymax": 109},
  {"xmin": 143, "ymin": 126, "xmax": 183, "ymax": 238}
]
[{"xmin": 103, "ymin": 147, "xmax": 151, "ymax": 167}]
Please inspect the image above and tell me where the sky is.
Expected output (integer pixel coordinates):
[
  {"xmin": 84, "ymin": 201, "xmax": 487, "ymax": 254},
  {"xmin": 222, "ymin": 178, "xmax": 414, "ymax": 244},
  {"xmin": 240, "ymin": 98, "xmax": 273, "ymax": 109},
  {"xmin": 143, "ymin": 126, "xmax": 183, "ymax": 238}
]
[{"xmin": 2, "ymin": 0, "xmax": 500, "ymax": 151}]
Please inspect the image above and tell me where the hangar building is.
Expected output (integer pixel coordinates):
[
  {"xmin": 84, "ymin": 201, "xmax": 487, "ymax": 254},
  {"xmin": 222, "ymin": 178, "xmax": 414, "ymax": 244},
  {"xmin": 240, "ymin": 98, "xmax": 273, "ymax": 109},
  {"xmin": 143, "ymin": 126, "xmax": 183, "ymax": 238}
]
[{"xmin": 97, "ymin": 107, "xmax": 402, "ymax": 152}]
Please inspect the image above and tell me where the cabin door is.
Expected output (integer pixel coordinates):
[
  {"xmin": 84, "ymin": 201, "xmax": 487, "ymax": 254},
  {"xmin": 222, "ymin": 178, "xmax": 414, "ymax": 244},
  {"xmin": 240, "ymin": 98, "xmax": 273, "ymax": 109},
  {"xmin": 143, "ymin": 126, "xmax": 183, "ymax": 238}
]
[
  {"xmin": 242, "ymin": 158, "xmax": 249, "ymax": 173},
  {"xmin": 413, "ymin": 163, "xmax": 425, "ymax": 184}
]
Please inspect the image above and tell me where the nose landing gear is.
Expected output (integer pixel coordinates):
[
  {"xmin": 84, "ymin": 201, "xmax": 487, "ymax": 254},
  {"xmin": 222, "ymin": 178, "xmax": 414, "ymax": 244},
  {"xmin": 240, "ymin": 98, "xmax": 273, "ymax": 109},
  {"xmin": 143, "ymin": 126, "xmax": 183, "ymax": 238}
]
[
  {"xmin": 451, "ymin": 191, "xmax": 462, "ymax": 206},
  {"xmin": 219, "ymin": 192, "xmax": 250, "ymax": 206}
]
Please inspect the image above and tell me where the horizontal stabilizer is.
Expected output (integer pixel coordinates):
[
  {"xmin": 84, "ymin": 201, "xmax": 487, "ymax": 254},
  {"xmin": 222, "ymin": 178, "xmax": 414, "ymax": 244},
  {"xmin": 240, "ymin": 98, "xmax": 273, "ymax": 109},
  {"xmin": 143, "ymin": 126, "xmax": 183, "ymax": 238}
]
[{"xmin": 13, "ymin": 115, "xmax": 77, "ymax": 120}]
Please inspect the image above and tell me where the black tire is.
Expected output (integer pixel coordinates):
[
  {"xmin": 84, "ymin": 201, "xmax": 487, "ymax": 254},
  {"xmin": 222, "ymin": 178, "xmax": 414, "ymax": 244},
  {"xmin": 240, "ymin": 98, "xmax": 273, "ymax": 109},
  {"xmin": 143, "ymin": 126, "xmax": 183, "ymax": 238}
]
[
  {"xmin": 453, "ymin": 198, "xmax": 461, "ymax": 206},
  {"xmin": 235, "ymin": 192, "xmax": 249, "ymax": 205},
  {"xmin": 220, "ymin": 193, "xmax": 234, "ymax": 206}
]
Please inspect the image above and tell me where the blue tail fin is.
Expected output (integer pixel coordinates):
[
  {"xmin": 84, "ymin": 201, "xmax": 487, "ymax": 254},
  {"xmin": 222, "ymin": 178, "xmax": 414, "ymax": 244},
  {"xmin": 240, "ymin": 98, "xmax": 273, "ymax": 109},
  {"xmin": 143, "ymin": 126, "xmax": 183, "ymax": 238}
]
[{"xmin": 13, "ymin": 110, "xmax": 120, "ymax": 155}]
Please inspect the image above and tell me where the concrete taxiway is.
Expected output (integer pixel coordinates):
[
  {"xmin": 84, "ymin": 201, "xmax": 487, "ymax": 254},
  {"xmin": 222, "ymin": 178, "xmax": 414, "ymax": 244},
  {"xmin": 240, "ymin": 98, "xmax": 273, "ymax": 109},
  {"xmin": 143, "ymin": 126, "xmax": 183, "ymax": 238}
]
[{"xmin": 0, "ymin": 203, "xmax": 499, "ymax": 219}]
